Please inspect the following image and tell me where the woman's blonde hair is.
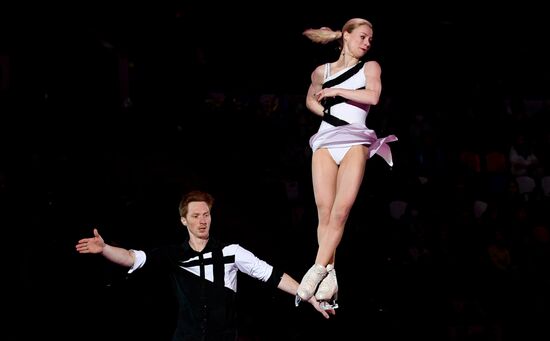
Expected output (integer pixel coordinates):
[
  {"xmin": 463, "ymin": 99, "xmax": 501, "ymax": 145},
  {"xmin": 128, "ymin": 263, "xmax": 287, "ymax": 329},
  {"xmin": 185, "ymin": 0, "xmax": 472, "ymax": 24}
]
[{"xmin": 302, "ymin": 18, "xmax": 372, "ymax": 46}]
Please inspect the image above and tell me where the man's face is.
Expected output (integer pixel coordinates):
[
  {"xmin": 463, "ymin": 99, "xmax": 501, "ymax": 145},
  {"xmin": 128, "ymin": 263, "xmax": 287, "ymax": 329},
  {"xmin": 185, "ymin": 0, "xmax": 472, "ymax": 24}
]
[{"xmin": 181, "ymin": 201, "xmax": 211, "ymax": 240}]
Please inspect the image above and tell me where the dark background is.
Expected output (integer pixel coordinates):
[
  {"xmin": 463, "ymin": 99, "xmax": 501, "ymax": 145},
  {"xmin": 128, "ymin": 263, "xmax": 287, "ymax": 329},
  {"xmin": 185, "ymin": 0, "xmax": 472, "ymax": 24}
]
[{"xmin": 3, "ymin": 3, "xmax": 550, "ymax": 341}]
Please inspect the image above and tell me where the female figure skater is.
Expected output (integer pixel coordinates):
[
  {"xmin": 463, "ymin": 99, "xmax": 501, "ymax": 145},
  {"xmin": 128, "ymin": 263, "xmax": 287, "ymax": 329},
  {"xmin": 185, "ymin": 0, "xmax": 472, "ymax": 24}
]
[{"xmin": 296, "ymin": 18, "xmax": 397, "ymax": 309}]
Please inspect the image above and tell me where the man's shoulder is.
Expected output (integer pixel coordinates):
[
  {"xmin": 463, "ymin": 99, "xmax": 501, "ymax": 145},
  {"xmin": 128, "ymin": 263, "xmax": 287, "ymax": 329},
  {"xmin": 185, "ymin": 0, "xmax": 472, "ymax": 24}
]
[{"xmin": 208, "ymin": 235, "xmax": 240, "ymax": 248}]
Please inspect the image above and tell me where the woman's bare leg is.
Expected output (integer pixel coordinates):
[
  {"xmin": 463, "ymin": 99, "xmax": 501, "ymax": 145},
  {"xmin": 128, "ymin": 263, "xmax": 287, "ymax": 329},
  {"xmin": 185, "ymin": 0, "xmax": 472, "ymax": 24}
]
[
  {"xmin": 315, "ymin": 145, "xmax": 368, "ymax": 265},
  {"xmin": 296, "ymin": 145, "xmax": 368, "ymax": 305}
]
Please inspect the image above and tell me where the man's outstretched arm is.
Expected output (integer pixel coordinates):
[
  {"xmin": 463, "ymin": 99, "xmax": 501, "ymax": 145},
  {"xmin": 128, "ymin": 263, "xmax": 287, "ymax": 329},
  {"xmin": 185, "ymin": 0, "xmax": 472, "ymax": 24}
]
[
  {"xmin": 75, "ymin": 228, "xmax": 135, "ymax": 268},
  {"xmin": 277, "ymin": 272, "xmax": 336, "ymax": 319}
]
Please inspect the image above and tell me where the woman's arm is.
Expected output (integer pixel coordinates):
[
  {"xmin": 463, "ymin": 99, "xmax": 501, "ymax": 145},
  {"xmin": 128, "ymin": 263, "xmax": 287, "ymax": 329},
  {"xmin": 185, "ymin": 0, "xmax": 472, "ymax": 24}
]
[{"xmin": 305, "ymin": 65, "xmax": 326, "ymax": 117}]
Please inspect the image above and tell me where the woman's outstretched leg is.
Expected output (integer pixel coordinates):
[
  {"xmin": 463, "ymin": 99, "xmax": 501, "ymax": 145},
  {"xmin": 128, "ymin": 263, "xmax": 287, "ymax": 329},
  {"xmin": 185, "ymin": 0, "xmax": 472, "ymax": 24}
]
[{"xmin": 311, "ymin": 146, "xmax": 368, "ymax": 307}]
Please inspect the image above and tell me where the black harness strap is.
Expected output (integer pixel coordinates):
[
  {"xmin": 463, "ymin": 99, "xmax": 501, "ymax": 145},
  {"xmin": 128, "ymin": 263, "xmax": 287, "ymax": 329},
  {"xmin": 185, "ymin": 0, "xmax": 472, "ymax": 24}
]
[
  {"xmin": 322, "ymin": 60, "xmax": 366, "ymax": 89},
  {"xmin": 321, "ymin": 60, "xmax": 367, "ymax": 126}
]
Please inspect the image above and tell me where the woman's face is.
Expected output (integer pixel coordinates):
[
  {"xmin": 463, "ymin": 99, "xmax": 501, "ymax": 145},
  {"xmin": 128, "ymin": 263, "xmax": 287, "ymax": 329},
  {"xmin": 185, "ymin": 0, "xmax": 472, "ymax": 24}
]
[{"xmin": 345, "ymin": 25, "xmax": 373, "ymax": 58}]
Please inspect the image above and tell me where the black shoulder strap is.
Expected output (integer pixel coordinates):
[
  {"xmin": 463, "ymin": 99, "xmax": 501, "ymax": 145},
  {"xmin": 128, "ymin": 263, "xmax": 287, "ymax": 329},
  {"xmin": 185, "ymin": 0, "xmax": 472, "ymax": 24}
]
[
  {"xmin": 320, "ymin": 60, "xmax": 367, "ymax": 126},
  {"xmin": 322, "ymin": 60, "xmax": 366, "ymax": 89}
]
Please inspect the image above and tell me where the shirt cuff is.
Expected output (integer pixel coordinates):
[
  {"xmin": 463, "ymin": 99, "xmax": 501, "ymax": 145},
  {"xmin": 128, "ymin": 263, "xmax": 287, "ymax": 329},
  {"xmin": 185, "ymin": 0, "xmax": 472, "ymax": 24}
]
[
  {"xmin": 128, "ymin": 249, "xmax": 146, "ymax": 273},
  {"xmin": 266, "ymin": 268, "xmax": 284, "ymax": 288}
]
